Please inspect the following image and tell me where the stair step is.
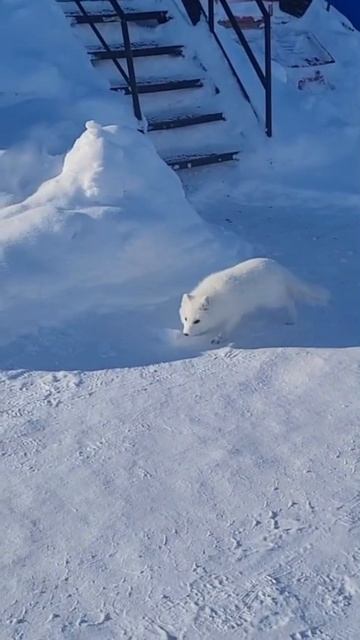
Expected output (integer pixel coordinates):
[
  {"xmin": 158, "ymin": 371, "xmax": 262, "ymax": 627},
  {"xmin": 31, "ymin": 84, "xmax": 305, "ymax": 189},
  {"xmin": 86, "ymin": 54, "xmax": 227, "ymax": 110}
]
[
  {"xmin": 110, "ymin": 77, "xmax": 204, "ymax": 94},
  {"xmin": 166, "ymin": 150, "xmax": 239, "ymax": 170},
  {"xmin": 148, "ymin": 112, "xmax": 225, "ymax": 131},
  {"xmin": 90, "ymin": 44, "xmax": 184, "ymax": 60},
  {"xmin": 68, "ymin": 10, "xmax": 170, "ymax": 24},
  {"xmin": 219, "ymin": 16, "xmax": 264, "ymax": 30}
]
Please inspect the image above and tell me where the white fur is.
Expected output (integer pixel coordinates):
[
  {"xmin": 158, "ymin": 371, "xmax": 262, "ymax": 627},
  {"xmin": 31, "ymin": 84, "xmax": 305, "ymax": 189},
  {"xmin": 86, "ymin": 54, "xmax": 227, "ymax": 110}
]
[{"xmin": 179, "ymin": 258, "xmax": 329, "ymax": 340}]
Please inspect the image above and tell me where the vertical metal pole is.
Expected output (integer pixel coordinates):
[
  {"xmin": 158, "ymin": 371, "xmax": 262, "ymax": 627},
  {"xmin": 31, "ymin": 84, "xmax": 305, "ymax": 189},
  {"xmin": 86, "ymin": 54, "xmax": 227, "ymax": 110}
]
[
  {"xmin": 264, "ymin": 9, "xmax": 272, "ymax": 137},
  {"xmin": 208, "ymin": 0, "xmax": 215, "ymax": 32},
  {"xmin": 121, "ymin": 18, "xmax": 142, "ymax": 122}
]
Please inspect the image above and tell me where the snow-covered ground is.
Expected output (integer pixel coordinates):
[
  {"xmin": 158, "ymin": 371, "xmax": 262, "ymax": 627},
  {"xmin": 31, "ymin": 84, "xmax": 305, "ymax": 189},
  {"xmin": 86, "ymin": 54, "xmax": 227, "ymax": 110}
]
[
  {"xmin": 1, "ymin": 1, "xmax": 360, "ymax": 638},
  {"xmin": 2, "ymin": 346, "xmax": 360, "ymax": 640}
]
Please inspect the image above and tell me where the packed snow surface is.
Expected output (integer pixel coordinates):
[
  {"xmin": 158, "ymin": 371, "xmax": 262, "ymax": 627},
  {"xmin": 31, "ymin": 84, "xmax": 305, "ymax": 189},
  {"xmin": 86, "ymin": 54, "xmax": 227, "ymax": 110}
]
[{"xmin": 0, "ymin": 1, "xmax": 360, "ymax": 638}]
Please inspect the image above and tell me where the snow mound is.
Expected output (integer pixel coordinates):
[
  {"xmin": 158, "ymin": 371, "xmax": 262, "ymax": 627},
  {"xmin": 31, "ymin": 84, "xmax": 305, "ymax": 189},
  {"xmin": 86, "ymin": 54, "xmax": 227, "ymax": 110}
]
[{"xmin": 4, "ymin": 119, "xmax": 189, "ymax": 214}]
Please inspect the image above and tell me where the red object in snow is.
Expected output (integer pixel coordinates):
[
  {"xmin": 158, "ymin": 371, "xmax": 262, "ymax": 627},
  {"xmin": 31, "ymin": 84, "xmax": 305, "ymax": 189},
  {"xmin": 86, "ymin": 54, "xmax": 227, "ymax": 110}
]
[
  {"xmin": 298, "ymin": 70, "xmax": 330, "ymax": 90},
  {"xmin": 218, "ymin": 15, "xmax": 264, "ymax": 29}
]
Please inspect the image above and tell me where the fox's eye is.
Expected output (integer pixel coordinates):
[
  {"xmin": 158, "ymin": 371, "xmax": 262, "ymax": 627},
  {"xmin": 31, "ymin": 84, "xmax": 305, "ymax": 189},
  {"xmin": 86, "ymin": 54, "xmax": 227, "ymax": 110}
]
[
  {"xmin": 193, "ymin": 319, "xmax": 200, "ymax": 325},
  {"xmin": 184, "ymin": 317, "xmax": 188, "ymax": 322}
]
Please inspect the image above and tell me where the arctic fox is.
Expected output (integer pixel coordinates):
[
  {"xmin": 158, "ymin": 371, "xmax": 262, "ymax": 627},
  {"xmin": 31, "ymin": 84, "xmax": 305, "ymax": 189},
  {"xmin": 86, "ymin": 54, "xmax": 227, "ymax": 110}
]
[{"xmin": 180, "ymin": 257, "xmax": 329, "ymax": 341}]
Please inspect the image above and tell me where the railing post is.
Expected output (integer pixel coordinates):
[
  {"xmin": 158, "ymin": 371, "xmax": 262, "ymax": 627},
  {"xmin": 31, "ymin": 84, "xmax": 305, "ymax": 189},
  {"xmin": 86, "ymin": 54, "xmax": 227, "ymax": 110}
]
[
  {"xmin": 208, "ymin": 0, "xmax": 215, "ymax": 33},
  {"xmin": 181, "ymin": 0, "xmax": 202, "ymax": 25},
  {"xmin": 120, "ymin": 16, "xmax": 142, "ymax": 122},
  {"xmin": 264, "ymin": 7, "xmax": 272, "ymax": 137}
]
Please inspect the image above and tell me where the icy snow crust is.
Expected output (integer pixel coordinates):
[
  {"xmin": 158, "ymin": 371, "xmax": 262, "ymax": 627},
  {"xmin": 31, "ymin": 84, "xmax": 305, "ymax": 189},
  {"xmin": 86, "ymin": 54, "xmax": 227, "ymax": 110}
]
[{"xmin": 0, "ymin": 1, "xmax": 360, "ymax": 639}]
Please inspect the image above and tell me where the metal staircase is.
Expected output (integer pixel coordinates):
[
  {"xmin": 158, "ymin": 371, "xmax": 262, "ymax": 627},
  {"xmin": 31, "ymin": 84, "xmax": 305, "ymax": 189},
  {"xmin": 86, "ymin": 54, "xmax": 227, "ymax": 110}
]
[{"xmin": 56, "ymin": 0, "xmax": 271, "ymax": 170}]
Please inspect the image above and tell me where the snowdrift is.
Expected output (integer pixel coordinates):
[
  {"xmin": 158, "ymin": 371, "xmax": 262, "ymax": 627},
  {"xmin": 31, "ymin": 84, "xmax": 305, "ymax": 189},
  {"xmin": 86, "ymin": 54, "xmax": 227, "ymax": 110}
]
[
  {"xmin": 0, "ymin": 0, "xmax": 242, "ymax": 366},
  {"xmin": 0, "ymin": 121, "xmax": 238, "ymax": 352}
]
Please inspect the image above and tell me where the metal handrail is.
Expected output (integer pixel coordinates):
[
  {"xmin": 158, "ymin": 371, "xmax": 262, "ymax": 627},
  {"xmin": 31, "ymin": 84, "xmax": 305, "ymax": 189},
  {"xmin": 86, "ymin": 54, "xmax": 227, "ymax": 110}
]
[
  {"xmin": 73, "ymin": 0, "xmax": 143, "ymax": 122},
  {"xmin": 196, "ymin": 0, "xmax": 273, "ymax": 137}
]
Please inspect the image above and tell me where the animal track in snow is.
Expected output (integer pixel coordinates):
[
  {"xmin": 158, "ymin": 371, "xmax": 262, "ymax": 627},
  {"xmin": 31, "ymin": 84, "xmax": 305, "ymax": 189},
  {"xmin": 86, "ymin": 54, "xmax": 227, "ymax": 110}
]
[
  {"xmin": 290, "ymin": 626, "xmax": 328, "ymax": 640},
  {"xmin": 335, "ymin": 492, "xmax": 360, "ymax": 530}
]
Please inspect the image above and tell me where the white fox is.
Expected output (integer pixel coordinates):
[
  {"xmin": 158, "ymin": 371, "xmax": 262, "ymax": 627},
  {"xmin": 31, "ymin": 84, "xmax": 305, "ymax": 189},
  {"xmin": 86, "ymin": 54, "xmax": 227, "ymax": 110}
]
[{"xmin": 179, "ymin": 257, "xmax": 329, "ymax": 341}]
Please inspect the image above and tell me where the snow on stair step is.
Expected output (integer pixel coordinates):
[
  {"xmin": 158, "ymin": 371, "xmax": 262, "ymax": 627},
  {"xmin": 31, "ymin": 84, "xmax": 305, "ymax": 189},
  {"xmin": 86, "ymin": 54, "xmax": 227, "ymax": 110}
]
[
  {"xmin": 74, "ymin": 19, "xmax": 193, "ymax": 82},
  {"xmin": 121, "ymin": 79, "xmax": 218, "ymax": 115},
  {"xmin": 165, "ymin": 148, "xmax": 240, "ymax": 170},
  {"xmin": 69, "ymin": 16, "xmax": 173, "ymax": 47},
  {"xmin": 110, "ymin": 77, "xmax": 204, "ymax": 95},
  {"xmin": 71, "ymin": 20, "xmax": 176, "ymax": 61},
  {"xmin": 100, "ymin": 49, "xmax": 203, "ymax": 84},
  {"xmin": 148, "ymin": 117, "xmax": 240, "ymax": 155},
  {"xmin": 147, "ymin": 110, "xmax": 225, "ymax": 131},
  {"xmin": 67, "ymin": 10, "xmax": 170, "ymax": 25},
  {"xmin": 89, "ymin": 43, "xmax": 184, "ymax": 60},
  {"xmin": 89, "ymin": 47, "xmax": 192, "ymax": 87},
  {"xmin": 56, "ymin": 0, "xmax": 172, "ymax": 18}
]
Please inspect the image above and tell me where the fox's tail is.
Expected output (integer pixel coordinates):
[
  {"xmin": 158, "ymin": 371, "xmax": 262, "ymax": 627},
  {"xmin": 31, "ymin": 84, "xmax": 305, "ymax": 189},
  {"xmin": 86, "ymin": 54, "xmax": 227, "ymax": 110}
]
[{"xmin": 287, "ymin": 273, "xmax": 330, "ymax": 306}]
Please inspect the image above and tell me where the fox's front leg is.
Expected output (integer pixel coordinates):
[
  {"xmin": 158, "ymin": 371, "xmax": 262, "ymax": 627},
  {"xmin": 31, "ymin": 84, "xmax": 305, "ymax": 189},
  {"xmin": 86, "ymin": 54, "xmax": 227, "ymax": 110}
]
[
  {"xmin": 211, "ymin": 332, "xmax": 223, "ymax": 346},
  {"xmin": 210, "ymin": 315, "xmax": 240, "ymax": 345},
  {"xmin": 210, "ymin": 322, "xmax": 225, "ymax": 345},
  {"xmin": 210, "ymin": 320, "xmax": 236, "ymax": 345}
]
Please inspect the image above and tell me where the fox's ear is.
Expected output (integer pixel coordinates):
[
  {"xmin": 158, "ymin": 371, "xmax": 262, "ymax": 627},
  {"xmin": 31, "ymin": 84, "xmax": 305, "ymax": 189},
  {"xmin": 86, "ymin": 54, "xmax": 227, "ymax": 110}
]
[
  {"xmin": 201, "ymin": 295, "xmax": 210, "ymax": 310},
  {"xmin": 182, "ymin": 293, "xmax": 193, "ymax": 302}
]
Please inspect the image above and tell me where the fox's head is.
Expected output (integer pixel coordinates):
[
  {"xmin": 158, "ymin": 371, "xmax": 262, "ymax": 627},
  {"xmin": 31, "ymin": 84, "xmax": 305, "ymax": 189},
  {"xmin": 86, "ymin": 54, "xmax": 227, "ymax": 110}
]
[{"xmin": 179, "ymin": 293, "xmax": 211, "ymax": 336}]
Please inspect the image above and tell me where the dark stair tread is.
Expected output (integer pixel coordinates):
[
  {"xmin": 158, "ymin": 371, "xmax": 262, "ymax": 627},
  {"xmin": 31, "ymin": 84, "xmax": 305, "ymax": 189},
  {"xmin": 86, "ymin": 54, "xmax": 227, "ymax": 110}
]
[
  {"xmin": 67, "ymin": 11, "xmax": 169, "ymax": 24},
  {"xmin": 148, "ymin": 112, "xmax": 225, "ymax": 131},
  {"xmin": 90, "ymin": 44, "xmax": 184, "ymax": 59},
  {"xmin": 166, "ymin": 150, "xmax": 240, "ymax": 170},
  {"xmin": 110, "ymin": 77, "xmax": 204, "ymax": 94}
]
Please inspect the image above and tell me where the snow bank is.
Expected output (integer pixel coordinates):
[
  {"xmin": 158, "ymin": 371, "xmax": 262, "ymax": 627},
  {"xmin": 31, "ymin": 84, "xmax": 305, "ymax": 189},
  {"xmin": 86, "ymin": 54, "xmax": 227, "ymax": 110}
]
[
  {"xmin": 0, "ymin": 0, "xmax": 240, "ymax": 357},
  {"xmin": 0, "ymin": 120, "xmax": 237, "ymax": 345},
  {"xmin": 0, "ymin": 0, "xmax": 134, "ymax": 200}
]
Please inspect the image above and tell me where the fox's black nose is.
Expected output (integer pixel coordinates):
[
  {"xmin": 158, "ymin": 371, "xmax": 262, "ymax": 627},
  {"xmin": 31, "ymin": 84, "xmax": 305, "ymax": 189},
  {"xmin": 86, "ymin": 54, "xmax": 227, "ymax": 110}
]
[{"xmin": 183, "ymin": 332, "xmax": 189, "ymax": 337}]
